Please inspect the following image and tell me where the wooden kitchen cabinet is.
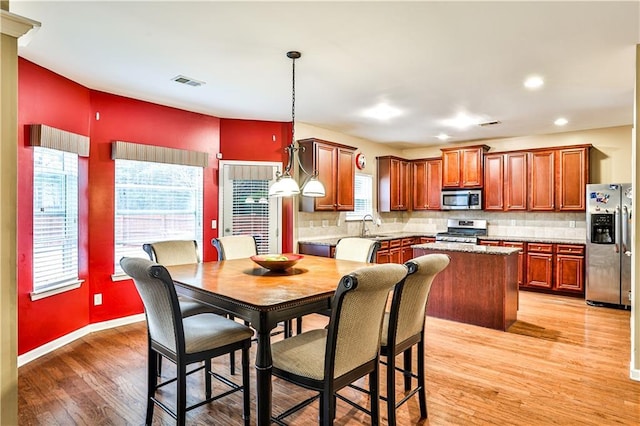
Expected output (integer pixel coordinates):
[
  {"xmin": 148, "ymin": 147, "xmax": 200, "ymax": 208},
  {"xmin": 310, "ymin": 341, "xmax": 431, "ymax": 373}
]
[
  {"xmin": 483, "ymin": 153, "xmax": 504, "ymax": 210},
  {"xmin": 556, "ymin": 147, "xmax": 589, "ymax": 211},
  {"xmin": 441, "ymin": 145, "xmax": 489, "ymax": 188},
  {"xmin": 377, "ymin": 156, "xmax": 411, "ymax": 212},
  {"xmin": 411, "ymin": 158, "xmax": 442, "ymax": 210},
  {"xmin": 478, "ymin": 240, "xmax": 501, "ymax": 246},
  {"xmin": 376, "ymin": 240, "xmax": 390, "ymax": 264},
  {"xmin": 529, "ymin": 150, "xmax": 555, "ymax": 211},
  {"xmin": 525, "ymin": 243, "xmax": 553, "ymax": 289},
  {"xmin": 529, "ymin": 145, "xmax": 590, "ymax": 211},
  {"xmin": 401, "ymin": 237, "xmax": 416, "ymax": 262},
  {"xmin": 298, "ymin": 138, "xmax": 357, "ymax": 212},
  {"xmin": 298, "ymin": 242, "xmax": 335, "ymax": 258},
  {"xmin": 555, "ymin": 244, "xmax": 585, "ymax": 292}
]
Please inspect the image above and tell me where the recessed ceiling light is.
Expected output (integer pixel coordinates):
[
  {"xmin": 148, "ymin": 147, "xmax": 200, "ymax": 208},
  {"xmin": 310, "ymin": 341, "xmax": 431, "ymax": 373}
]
[
  {"xmin": 554, "ymin": 117, "xmax": 568, "ymax": 126},
  {"xmin": 524, "ymin": 76, "xmax": 544, "ymax": 89},
  {"xmin": 437, "ymin": 133, "xmax": 451, "ymax": 141},
  {"xmin": 361, "ymin": 102, "xmax": 403, "ymax": 121},
  {"xmin": 442, "ymin": 112, "xmax": 481, "ymax": 130}
]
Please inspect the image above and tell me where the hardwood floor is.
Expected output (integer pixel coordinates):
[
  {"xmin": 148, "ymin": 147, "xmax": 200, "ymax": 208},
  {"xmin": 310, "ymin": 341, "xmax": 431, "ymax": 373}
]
[{"xmin": 18, "ymin": 291, "xmax": 639, "ymax": 425}]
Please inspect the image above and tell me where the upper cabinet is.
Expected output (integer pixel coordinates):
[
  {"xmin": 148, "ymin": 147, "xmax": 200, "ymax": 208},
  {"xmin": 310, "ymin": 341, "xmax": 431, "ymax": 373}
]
[
  {"xmin": 529, "ymin": 145, "xmax": 590, "ymax": 211},
  {"xmin": 485, "ymin": 144, "xmax": 590, "ymax": 212},
  {"xmin": 377, "ymin": 156, "xmax": 411, "ymax": 212},
  {"xmin": 441, "ymin": 145, "xmax": 489, "ymax": 188},
  {"xmin": 484, "ymin": 152, "xmax": 527, "ymax": 211},
  {"xmin": 411, "ymin": 158, "xmax": 442, "ymax": 210},
  {"xmin": 298, "ymin": 138, "xmax": 357, "ymax": 212}
]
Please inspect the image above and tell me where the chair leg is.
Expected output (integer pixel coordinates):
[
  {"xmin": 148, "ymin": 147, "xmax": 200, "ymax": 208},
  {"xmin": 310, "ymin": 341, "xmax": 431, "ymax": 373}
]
[
  {"xmin": 205, "ymin": 358, "xmax": 212, "ymax": 399},
  {"xmin": 370, "ymin": 366, "xmax": 380, "ymax": 426},
  {"xmin": 156, "ymin": 352, "xmax": 163, "ymax": 377},
  {"xmin": 229, "ymin": 351, "xmax": 236, "ymax": 375},
  {"xmin": 403, "ymin": 347, "xmax": 412, "ymax": 391},
  {"xmin": 320, "ymin": 389, "xmax": 335, "ymax": 426},
  {"xmin": 417, "ymin": 341, "xmax": 428, "ymax": 418},
  {"xmin": 386, "ymin": 353, "xmax": 397, "ymax": 426},
  {"xmin": 241, "ymin": 345, "xmax": 251, "ymax": 426},
  {"xmin": 177, "ymin": 362, "xmax": 187, "ymax": 426},
  {"xmin": 284, "ymin": 320, "xmax": 291, "ymax": 338},
  {"xmin": 146, "ymin": 347, "xmax": 157, "ymax": 425}
]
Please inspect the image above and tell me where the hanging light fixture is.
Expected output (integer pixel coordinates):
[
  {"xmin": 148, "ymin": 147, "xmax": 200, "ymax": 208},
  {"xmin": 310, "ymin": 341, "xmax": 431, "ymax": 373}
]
[{"xmin": 269, "ymin": 51, "xmax": 326, "ymax": 198}]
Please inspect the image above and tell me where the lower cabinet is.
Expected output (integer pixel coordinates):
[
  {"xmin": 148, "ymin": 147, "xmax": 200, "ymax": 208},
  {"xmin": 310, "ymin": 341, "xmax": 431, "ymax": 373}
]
[
  {"xmin": 555, "ymin": 244, "xmax": 585, "ymax": 292},
  {"xmin": 526, "ymin": 243, "xmax": 554, "ymax": 289},
  {"xmin": 479, "ymin": 239, "xmax": 584, "ymax": 295},
  {"xmin": 298, "ymin": 242, "xmax": 335, "ymax": 258},
  {"xmin": 376, "ymin": 238, "xmax": 416, "ymax": 264}
]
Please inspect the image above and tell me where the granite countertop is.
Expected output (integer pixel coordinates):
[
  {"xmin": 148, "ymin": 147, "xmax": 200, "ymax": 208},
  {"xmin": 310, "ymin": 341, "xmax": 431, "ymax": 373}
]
[
  {"xmin": 412, "ymin": 242, "xmax": 521, "ymax": 255},
  {"xmin": 478, "ymin": 235, "xmax": 586, "ymax": 245},
  {"xmin": 298, "ymin": 232, "xmax": 440, "ymax": 246}
]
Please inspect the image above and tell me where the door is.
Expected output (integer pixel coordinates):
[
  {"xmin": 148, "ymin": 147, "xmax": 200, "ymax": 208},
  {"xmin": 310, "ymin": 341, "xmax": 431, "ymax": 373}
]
[{"xmin": 219, "ymin": 161, "xmax": 281, "ymax": 254}]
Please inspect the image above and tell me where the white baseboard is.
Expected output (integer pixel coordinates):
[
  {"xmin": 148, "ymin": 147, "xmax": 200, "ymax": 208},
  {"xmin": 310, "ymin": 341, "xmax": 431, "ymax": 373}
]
[
  {"xmin": 17, "ymin": 313, "xmax": 145, "ymax": 367},
  {"xmin": 631, "ymin": 366, "xmax": 640, "ymax": 382}
]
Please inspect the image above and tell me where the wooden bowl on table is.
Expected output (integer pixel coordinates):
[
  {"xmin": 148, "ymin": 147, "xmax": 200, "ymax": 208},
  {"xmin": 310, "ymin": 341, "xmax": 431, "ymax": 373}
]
[{"xmin": 250, "ymin": 254, "xmax": 303, "ymax": 271}]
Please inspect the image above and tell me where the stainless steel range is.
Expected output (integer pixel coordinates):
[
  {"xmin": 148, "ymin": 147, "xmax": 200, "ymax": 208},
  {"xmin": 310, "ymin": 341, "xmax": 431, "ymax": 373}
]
[{"xmin": 436, "ymin": 219, "xmax": 487, "ymax": 244}]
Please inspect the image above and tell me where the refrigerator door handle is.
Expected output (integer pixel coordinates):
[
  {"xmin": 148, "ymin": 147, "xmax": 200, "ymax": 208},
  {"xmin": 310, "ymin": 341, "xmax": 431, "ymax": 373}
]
[{"xmin": 622, "ymin": 205, "xmax": 631, "ymax": 256}]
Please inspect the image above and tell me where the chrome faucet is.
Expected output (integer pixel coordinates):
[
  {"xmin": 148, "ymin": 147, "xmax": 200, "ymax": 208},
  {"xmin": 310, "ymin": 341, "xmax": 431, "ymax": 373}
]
[{"xmin": 361, "ymin": 214, "xmax": 374, "ymax": 237}]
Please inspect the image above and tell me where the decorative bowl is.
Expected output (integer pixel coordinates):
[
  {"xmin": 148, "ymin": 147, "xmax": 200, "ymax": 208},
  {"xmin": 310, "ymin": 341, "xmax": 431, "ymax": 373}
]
[{"xmin": 250, "ymin": 253, "xmax": 303, "ymax": 271}]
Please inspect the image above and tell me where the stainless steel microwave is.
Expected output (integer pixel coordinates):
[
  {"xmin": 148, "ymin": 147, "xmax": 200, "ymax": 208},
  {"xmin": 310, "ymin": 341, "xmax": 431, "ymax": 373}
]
[{"xmin": 441, "ymin": 189, "xmax": 482, "ymax": 210}]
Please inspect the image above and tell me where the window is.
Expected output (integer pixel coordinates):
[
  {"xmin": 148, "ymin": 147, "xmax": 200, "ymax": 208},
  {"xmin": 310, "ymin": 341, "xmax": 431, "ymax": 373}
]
[
  {"xmin": 114, "ymin": 160, "xmax": 203, "ymax": 274},
  {"xmin": 33, "ymin": 147, "xmax": 79, "ymax": 293},
  {"xmin": 346, "ymin": 173, "xmax": 374, "ymax": 221}
]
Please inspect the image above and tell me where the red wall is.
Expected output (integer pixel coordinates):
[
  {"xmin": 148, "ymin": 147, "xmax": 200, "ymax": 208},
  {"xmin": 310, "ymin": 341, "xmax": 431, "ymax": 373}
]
[
  {"xmin": 17, "ymin": 59, "xmax": 290, "ymax": 354},
  {"xmin": 220, "ymin": 119, "xmax": 294, "ymax": 252},
  {"xmin": 17, "ymin": 59, "xmax": 92, "ymax": 354}
]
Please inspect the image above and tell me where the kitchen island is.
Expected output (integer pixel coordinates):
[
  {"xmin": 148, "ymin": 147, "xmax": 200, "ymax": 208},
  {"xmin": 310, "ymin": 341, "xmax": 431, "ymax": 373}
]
[{"xmin": 413, "ymin": 242, "xmax": 520, "ymax": 331}]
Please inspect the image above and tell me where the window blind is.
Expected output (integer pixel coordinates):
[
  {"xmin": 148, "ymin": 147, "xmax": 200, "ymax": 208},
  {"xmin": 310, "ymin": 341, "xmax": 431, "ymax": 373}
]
[
  {"xmin": 231, "ymin": 179, "xmax": 270, "ymax": 254},
  {"xmin": 114, "ymin": 159, "xmax": 203, "ymax": 273},
  {"xmin": 33, "ymin": 147, "xmax": 79, "ymax": 291}
]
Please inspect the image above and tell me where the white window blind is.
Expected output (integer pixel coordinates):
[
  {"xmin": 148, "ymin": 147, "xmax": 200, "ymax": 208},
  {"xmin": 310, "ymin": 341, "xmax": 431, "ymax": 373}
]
[
  {"xmin": 114, "ymin": 159, "xmax": 203, "ymax": 274},
  {"xmin": 33, "ymin": 147, "xmax": 79, "ymax": 292},
  {"xmin": 231, "ymin": 179, "xmax": 270, "ymax": 254},
  {"xmin": 346, "ymin": 173, "xmax": 374, "ymax": 221}
]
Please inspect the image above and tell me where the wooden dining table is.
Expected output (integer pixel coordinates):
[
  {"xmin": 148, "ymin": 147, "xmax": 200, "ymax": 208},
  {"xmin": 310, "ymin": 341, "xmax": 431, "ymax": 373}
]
[{"xmin": 165, "ymin": 255, "xmax": 368, "ymax": 425}]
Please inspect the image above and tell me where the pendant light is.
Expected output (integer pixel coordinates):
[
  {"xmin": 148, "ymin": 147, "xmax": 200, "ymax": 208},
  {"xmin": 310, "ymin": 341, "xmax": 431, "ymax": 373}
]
[{"xmin": 269, "ymin": 51, "xmax": 326, "ymax": 198}]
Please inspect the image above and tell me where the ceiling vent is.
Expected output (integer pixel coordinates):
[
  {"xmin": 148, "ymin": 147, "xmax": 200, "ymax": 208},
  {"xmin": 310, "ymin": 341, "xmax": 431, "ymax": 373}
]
[
  {"xmin": 171, "ymin": 75, "xmax": 205, "ymax": 87},
  {"xmin": 479, "ymin": 120, "xmax": 501, "ymax": 127}
]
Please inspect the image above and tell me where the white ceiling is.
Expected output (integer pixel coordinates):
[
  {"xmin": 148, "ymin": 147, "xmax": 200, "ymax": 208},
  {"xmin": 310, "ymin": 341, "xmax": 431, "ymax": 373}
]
[{"xmin": 9, "ymin": 1, "xmax": 640, "ymax": 149}]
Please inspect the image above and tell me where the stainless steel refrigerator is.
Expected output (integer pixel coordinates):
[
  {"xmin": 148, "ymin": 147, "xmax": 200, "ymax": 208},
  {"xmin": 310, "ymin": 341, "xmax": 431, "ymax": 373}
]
[{"xmin": 585, "ymin": 183, "xmax": 632, "ymax": 308}]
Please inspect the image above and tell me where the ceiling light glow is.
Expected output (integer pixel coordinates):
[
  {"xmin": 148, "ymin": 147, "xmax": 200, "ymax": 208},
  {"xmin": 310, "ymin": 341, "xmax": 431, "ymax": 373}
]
[
  {"xmin": 362, "ymin": 103, "xmax": 403, "ymax": 121},
  {"xmin": 437, "ymin": 133, "xmax": 451, "ymax": 141},
  {"xmin": 554, "ymin": 117, "xmax": 568, "ymax": 126},
  {"xmin": 524, "ymin": 76, "xmax": 544, "ymax": 89}
]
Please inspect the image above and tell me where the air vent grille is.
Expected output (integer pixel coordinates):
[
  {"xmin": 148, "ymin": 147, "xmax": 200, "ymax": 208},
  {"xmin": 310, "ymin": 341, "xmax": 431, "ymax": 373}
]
[
  {"xmin": 171, "ymin": 75, "xmax": 205, "ymax": 87},
  {"xmin": 479, "ymin": 120, "xmax": 501, "ymax": 127}
]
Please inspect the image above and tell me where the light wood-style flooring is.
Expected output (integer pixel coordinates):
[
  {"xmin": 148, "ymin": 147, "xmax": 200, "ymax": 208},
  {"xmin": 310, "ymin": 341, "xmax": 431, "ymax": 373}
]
[{"xmin": 18, "ymin": 291, "xmax": 639, "ymax": 425}]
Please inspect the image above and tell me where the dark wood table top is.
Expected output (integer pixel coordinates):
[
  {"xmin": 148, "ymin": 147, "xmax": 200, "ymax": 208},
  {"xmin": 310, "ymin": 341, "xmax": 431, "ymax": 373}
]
[{"xmin": 166, "ymin": 255, "xmax": 368, "ymax": 311}]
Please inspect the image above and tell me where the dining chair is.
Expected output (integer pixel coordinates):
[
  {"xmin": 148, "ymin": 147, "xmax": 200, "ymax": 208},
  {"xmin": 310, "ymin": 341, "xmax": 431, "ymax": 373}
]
[
  {"xmin": 270, "ymin": 263, "xmax": 409, "ymax": 425},
  {"xmin": 120, "ymin": 257, "xmax": 253, "ymax": 426},
  {"xmin": 334, "ymin": 237, "xmax": 381, "ymax": 263},
  {"xmin": 378, "ymin": 253, "xmax": 450, "ymax": 425},
  {"xmin": 142, "ymin": 240, "xmax": 235, "ymax": 375},
  {"xmin": 211, "ymin": 235, "xmax": 258, "ymax": 260}
]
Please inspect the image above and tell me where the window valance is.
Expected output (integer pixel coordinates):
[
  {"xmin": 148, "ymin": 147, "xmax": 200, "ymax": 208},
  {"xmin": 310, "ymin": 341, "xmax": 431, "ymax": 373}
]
[
  {"xmin": 228, "ymin": 164, "xmax": 275, "ymax": 181},
  {"xmin": 30, "ymin": 124, "xmax": 90, "ymax": 157},
  {"xmin": 111, "ymin": 141, "xmax": 208, "ymax": 168}
]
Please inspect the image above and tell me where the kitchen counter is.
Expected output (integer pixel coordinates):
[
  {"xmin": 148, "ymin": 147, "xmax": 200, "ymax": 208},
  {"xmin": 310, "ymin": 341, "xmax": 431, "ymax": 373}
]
[
  {"xmin": 411, "ymin": 242, "xmax": 521, "ymax": 255},
  {"xmin": 478, "ymin": 235, "xmax": 586, "ymax": 245},
  {"xmin": 413, "ymin": 243, "xmax": 519, "ymax": 331},
  {"xmin": 298, "ymin": 232, "xmax": 440, "ymax": 247}
]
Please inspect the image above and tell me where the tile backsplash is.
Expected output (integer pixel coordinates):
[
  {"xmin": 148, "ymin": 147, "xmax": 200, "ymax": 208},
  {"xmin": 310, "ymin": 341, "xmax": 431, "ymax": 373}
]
[{"xmin": 296, "ymin": 210, "xmax": 587, "ymax": 241}]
